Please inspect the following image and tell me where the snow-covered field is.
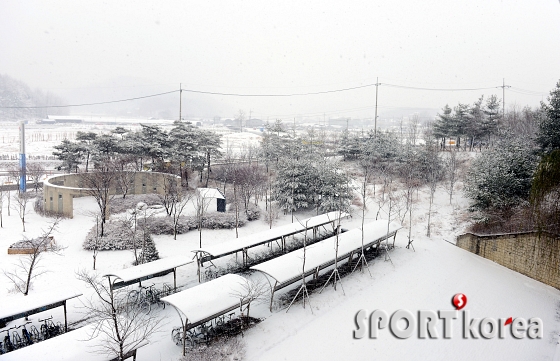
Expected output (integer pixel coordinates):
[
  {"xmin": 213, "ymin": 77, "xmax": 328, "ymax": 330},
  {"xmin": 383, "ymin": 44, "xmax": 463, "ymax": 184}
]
[{"xmin": 1, "ymin": 152, "xmax": 559, "ymax": 360}]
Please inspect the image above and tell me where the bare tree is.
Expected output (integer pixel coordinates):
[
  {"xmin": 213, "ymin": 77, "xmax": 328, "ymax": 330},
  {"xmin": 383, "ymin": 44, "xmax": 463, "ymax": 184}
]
[
  {"xmin": 192, "ymin": 190, "xmax": 212, "ymax": 248},
  {"xmin": 159, "ymin": 175, "xmax": 180, "ymax": 216},
  {"xmin": 114, "ymin": 158, "xmax": 137, "ymax": 199},
  {"xmin": 80, "ymin": 169, "xmax": 117, "ymax": 237},
  {"xmin": 287, "ymin": 219, "xmax": 313, "ymax": 313},
  {"xmin": 84, "ymin": 211, "xmax": 108, "ymax": 271},
  {"xmin": 409, "ymin": 114, "xmax": 420, "ymax": 146},
  {"xmin": 320, "ymin": 210, "xmax": 346, "ymax": 292},
  {"xmin": 229, "ymin": 277, "xmax": 268, "ymax": 323},
  {"xmin": 6, "ymin": 163, "xmax": 21, "ymax": 194},
  {"xmin": 170, "ymin": 187, "xmax": 194, "ymax": 240},
  {"xmin": 26, "ymin": 162, "xmax": 45, "ymax": 193},
  {"xmin": 353, "ymin": 166, "xmax": 373, "ymax": 275},
  {"xmin": 3, "ymin": 218, "xmax": 62, "ymax": 295},
  {"xmin": 426, "ymin": 155, "xmax": 441, "ymax": 237},
  {"xmin": 445, "ymin": 148, "xmax": 458, "ymax": 204},
  {"xmin": 76, "ymin": 270, "xmax": 163, "ymax": 361},
  {"xmin": 0, "ymin": 180, "xmax": 5, "ymax": 227},
  {"xmin": 12, "ymin": 192, "xmax": 33, "ymax": 232}
]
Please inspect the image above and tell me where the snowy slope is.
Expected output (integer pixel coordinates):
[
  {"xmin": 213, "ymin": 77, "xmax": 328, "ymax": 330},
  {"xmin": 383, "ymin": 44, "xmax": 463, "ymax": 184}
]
[{"xmin": 0, "ymin": 175, "xmax": 558, "ymax": 361}]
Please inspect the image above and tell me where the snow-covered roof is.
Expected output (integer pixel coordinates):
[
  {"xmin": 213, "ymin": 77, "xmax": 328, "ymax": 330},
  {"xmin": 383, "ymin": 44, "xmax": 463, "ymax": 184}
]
[
  {"xmin": 102, "ymin": 255, "xmax": 193, "ymax": 286},
  {"xmin": 0, "ymin": 288, "xmax": 82, "ymax": 324},
  {"xmin": 161, "ymin": 274, "xmax": 251, "ymax": 327},
  {"xmin": 251, "ymin": 220, "xmax": 402, "ymax": 286},
  {"xmin": 193, "ymin": 211, "xmax": 349, "ymax": 258},
  {"xmin": 0, "ymin": 324, "xmax": 147, "ymax": 361},
  {"xmin": 197, "ymin": 187, "xmax": 225, "ymax": 199}
]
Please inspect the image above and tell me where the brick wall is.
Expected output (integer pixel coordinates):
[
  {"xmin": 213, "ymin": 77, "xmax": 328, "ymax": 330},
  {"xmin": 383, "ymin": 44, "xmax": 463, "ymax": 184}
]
[{"xmin": 456, "ymin": 231, "xmax": 560, "ymax": 289}]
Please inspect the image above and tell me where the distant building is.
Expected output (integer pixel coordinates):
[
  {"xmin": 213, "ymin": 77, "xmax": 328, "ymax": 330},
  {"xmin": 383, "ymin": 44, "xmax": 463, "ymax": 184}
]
[{"xmin": 46, "ymin": 115, "xmax": 83, "ymax": 124}]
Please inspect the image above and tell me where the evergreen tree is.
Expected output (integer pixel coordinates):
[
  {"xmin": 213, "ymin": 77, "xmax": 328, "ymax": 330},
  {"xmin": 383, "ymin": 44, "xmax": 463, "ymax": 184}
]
[
  {"xmin": 52, "ymin": 139, "xmax": 83, "ymax": 173},
  {"xmin": 137, "ymin": 231, "xmax": 159, "ymax": 264},
  {"xmin": 464, "ymin": 138, "xmax": 538, "ymax": 213},
  {"xmin": 537, "ymin": 80, "xmax": 560, "ymax": 154},
  {"xmin": 434, "ymin": 104, "xmax": 453, "ymax": 149}
]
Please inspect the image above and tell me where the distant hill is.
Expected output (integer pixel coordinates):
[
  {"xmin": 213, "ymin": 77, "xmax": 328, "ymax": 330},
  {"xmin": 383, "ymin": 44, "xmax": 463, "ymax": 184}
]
[{"xmin": 0, "ymin": 74, "xmax": 68, "ymax": 121}]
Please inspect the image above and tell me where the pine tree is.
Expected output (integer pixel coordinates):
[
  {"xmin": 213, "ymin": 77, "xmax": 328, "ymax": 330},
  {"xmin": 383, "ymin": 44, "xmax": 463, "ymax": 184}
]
[
  {"xmin": 137, "ymin": 231, "xmax": 159, "ymax": 264},
  {"xmin": 537, "ymin": 80, "xmax": 560, "ymax": 154}
]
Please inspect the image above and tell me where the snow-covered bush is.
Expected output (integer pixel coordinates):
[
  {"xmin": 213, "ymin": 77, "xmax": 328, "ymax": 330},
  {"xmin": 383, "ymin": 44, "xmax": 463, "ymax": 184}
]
[
  {"xmin": 245, "ymin": 203, "xmax": 261, "ymax": 221},
  {"xmin": 83, "ymin": 220, "xmax": 141, "ymax": 251},
  {"xmin": 180, "ymin": 336, "xmax": 245, "ymax": 361},
  {"xmin": 109, "ymin": 194, "xmax": 162, "ymax": 214},
  {"xmin": 144, "ymin": 212, "xmax": 247, "ymax": 236}
]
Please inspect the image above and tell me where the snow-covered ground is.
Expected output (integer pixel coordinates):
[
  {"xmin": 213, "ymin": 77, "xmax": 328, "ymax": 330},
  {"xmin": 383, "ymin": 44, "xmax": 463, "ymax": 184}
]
[{"xmin": 1, "ymin": 168, "xmax": 559, "ymax": 360}]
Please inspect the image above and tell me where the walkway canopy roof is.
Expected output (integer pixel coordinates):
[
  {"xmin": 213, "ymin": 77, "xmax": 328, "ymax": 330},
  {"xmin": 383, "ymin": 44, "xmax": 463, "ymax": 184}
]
[
  {"xmin": 0, "ymin": 288, "xmax": 82, "ymax": 326},
  {"xmin": 251, "ymin": 220, "xmax": 402, "ymax": 287},
  {"xmin": 0, "ymin": 324, "xmax": 147, "ymax": 361},
  {"xmin": 161, "ymin": 274, "xmax": 251, "ymax": 328},
  {"xmin": 192, "ymin": 211, "xmax": 349, "ymax": 260},
  {"xmin": 102, "ymin": 255, "xmax": 193, "ymax": 290}
]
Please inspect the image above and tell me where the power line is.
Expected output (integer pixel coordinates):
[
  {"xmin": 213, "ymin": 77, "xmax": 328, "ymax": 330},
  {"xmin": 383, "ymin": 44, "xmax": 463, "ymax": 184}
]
[
  {"xmin": 381, "ymin": 83, "xmax": 498, "ymax": 92},
  {"xmin": 180, "ymin": 83, "xmax": 377, "ymax": 97},
  {"xmin": 0, "ymin": 80, "xmax": 549, "ymax": 110},
  {"xmin": 0, "ymin": 90, "xmax": 179, "ymax": 109}
]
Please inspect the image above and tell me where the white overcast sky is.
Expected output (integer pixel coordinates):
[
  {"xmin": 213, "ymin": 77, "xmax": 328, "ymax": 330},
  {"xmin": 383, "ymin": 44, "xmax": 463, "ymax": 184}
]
[{"xmin": 1, "ymin": 0, "xmax": 559, "ymax": 120}]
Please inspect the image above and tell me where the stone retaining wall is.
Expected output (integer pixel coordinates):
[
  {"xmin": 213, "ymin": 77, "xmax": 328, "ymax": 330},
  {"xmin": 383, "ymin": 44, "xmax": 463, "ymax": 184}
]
[{"xmin": 456, "ymin": 231, "xmax": 560, "ymax": 289}]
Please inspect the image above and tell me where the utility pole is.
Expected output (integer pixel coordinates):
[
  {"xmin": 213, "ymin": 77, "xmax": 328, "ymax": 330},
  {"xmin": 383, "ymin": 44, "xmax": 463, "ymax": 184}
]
[
  {"xmin": 374, "ymin": 77, "xmax": 379, "ymax": 137},
  {"xmin": 498, "ymin": 78, "xmax": 510, "ymax": 133},
  {"xmin": 179, "ymin": 83, "xmax": 182, "ymax": 121}
]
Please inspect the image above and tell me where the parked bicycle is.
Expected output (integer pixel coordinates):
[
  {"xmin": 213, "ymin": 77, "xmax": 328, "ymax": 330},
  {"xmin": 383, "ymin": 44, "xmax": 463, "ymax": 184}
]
[
  {"xmin": 127, "ymin": 284, "xmax": 165, "ymax": 313},
  {"xmin": 16, "ymin": 321, "xmax": 38, "ymax": 347},
  {"xmin": 1, "ymin": 327, "xmax": 16, "ymax": 352},
  {"xmin": 38, "ymin": 316, "xmax": 63, "ymax": 340}
]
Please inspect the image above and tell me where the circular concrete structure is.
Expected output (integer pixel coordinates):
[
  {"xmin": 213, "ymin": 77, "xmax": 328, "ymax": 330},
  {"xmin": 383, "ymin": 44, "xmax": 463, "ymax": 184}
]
[{"xmin": 42, "ymin": 171, "xmax": 180, "ymax": 218}]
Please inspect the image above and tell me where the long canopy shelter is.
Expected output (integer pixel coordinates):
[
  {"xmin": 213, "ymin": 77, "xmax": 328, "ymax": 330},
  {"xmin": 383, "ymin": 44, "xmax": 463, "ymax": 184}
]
[
  {"xmin": 102, "ymin": 255, "xmax": 193, "ymax": 291},
  {"xmin": 251, "ymin": 220, "xmax": 402, "ymax": 309},
  {"xmin": 161, "ymin": 274, "xmax": 252, "ymax": 355},
  {"xmin": 0, "ymin": 324, "xmax": 147, "ymax": 361},
  {"xmin": 0, "ymin": 289, "xmax": 82, "ymax": 332},
  {"xmin": 192, "ymin": 211, "xmax": 349, "ymax": 280}
]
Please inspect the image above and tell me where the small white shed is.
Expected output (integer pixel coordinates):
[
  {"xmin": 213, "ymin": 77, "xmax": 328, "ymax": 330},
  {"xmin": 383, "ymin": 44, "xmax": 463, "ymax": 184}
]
[{"xmin": 197, "ymin": 187, "xmax": 226, "ymax": 212}]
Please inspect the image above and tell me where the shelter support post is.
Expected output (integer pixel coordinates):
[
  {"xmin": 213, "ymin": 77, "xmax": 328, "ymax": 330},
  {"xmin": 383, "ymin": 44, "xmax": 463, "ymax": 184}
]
[
  {"xmin": 269, "ymin": 281, "xmax": 278, "ymax": 312},
  {"xmin": 174, "ymin": 268, "xmax": 177, "ymax": 292},
  {"xmin": 196, "ymin": 253, "xmax": 201, "ymax": 283},
  {"xmin": 63, "ymin": 300, "xmax": 68, "ymax": 332}
]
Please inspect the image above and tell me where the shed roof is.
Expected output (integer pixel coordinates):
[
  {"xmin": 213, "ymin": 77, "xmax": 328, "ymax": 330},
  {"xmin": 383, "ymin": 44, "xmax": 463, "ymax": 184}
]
[
  {"xmin": 0, "ymin": 288, "xmax": 82, "ymax": 324},
  {"xmin": 161, "ymin": 274, "xmax": 250, "ymax": 326},
  {"xmin": 192, "ymin": 211, "xmax": 349, "ymax": 259},
  {"xmin": 103, "ymin": 256, "xmax": 193, "ymax": 284},
  {"xmin": 251, "ymin": 220, "xmax": 401, "ymax": 285}
]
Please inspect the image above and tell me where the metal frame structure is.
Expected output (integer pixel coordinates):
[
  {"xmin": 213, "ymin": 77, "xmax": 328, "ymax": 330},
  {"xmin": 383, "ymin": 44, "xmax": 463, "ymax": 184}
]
[
  {"xmin": 0, "ymin": 324, "xmax": 147, "ymax": 361},
  {"xmin": 161, "ymin": 274, "xmax": 252, "ymax": 356},
  {"xmin": 102, "ymin": 256, "xmax": 193, "ymax": 291},
  {"xmin": 251, "ymin": 221, "xmax": 402, "ymax": 310},
  {"xmin": 192, "ymin": 211, "xmax": 349, "ymax": 281},
  {"xmin": 0, "ymin": 290, "xmax": 82, "ymax": 332}
]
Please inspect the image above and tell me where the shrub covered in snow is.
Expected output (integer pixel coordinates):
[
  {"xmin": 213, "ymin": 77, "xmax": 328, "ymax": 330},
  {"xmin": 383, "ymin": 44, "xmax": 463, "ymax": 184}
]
[
  {"xmin": 83, "ymin": 220, "xmax": 141, "ymax": 251},
  {"xmin": 244, "ymin": 203, "xmax": 261, "ymax": 221},
  {"xmin": 135, "ymin": 212, "xmax": 248, "ymax": 236},
  {"xmin": 109, "ymin": 194, "xmax": 162, "ymax": 214}
]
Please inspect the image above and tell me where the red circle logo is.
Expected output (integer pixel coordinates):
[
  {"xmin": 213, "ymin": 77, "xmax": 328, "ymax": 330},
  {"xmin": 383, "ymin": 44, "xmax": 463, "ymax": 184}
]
[{"xmin": 452, "ymin": 293, "xmax": 467, "ymax": 310}]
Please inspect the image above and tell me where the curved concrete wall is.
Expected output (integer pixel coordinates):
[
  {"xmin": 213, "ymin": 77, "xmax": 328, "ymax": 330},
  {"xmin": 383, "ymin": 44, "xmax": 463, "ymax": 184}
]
[{"xmin": 42, "ymin": 171, "xmax": 180, "ymax": 218}]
